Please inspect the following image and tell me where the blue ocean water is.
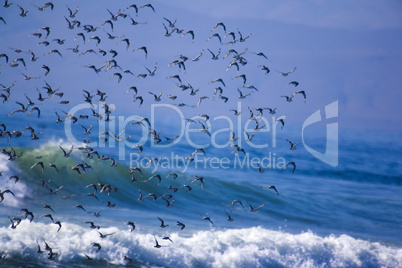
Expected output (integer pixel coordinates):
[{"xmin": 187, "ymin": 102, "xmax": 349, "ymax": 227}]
[
  {"xmin": 0, "ymin": 1, "xmax": 401, "ymax": 267},
  {"xmin": 0, "ymin": 110, "xmax": 401, "ymax": 267}
]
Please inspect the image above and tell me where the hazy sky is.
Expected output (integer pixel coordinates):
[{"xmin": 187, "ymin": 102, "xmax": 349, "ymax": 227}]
[
  {"xmin": 1, "ymin": 0, "xmax": 401, "ymax": 135},
  {"xmin": 161, "ymin": 0, "xmax": 402, "ymax": 132},
  {"xmin": 165, "ymin": 0, "xmax": 402, "ymax": 30}
]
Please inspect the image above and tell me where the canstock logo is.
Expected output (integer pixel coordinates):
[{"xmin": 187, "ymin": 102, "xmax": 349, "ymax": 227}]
[{"xmin": 302, "ymin": 101, "xmax": 338, "ymax": 167}]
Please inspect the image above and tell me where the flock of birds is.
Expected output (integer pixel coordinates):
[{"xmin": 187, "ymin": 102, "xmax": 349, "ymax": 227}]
[{"xmin": 0, "ymin": 0, "xmax": 306, "ymax": 264}]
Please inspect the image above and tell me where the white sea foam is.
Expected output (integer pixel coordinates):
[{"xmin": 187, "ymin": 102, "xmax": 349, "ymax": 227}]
[
  {"xmin": 32, "ymin": 137, "xmax": 84, "ymax": 154},
  {"xmin": 0, "ymin": 154, "xmax": 30, "ymax": 208},
  {"xmin": 0, "ymin": 221, "xmax": 401, "ymax": 267}
]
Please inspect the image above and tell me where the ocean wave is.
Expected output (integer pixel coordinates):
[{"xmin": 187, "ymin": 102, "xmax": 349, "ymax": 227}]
[
  {"xmin": 0, "ymin": 154, "xmax": 32, "ymax": 208},
  {"xmin": 0, "ymin": 222, "xmax": 401, "ymax": 268},
  {"xmin": 1, "ymin": 143, "xmax": 271, "ymax": 211}
]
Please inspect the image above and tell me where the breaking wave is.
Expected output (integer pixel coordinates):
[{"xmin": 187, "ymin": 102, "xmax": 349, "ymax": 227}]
[{"xmin": 1, "ymin": 221, "xmax": 401, "ymax": 268}]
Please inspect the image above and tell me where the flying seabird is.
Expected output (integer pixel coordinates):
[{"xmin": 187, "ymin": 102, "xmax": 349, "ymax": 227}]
[
  {"xmin": 86, "ymin": 221, "xmax": 100, "ymax": 229},
  {"xmin": 219, "ymin": 95, "xmax": 229, "ymax": 103},
  {"xmin": 207, "ymin": 48, "xmax": 221, "ymax": 60},
  {"xmin": 289, "ymin": 81, "xmax": 299, "ymax": 87},
  {"xmin": 169, "ymin": 186, "xmax": 178, "ymax": 192},
  {"xmin": 163, "ymin": 17, "xmax": 177, "ymax": 28},
  {"xmin": 39, "ymin": 213, "xmax": 54, "ymax": 222},
  {"xmin": 210, "ymin": 78, "xmax": 225, "ymax": 87},
  {"xmin": 230, "ymin": 109, "xmax": 241, "ymax": 116},
  {"xmin": 9, "ymin": 217, "xmax": 21, "ymax": 229},
  {"xmin": 166, "ymin": 173, "xmax": 178, "ymax": 179},
  {"xmin": 147, "ymin": 91, "xmax": 162, "ymax": 102},
  {"xmin": 140, "ymin": 3, "xmax": 155, "ymax": 12},
  {"xmin": 98, "ymin": 231, "xmax": 115, "ymax": 238},
  {"xmin": 133, "ymin": 46, "xmax": 148, "ymax": 58},
  {"xmin": 207, "ymin": 33, "xmax": 222, "ymax": 44},
  {"xmin": 181, "ymin": 30, "xmax": 195, "ymax": 41},
  {"xmin": 286, "ymin": 139, "xmax": 299, "ymax": 150},
  {"xmin": 163, "ymin": 236, "xmax": 173, "ymax": 243},
  {"xmin": 258, "ymin": 65, "xmax": 270, "ymax": 74},
  {"xmin": 30, "ymin": 161, "xmax": 44, "ymax": 174},
  {"xmin": 230, "ymin": 199, "xmax": 244, "ymax": 212},
  {"xmin": 262, "ymin": 185, "xmax": 279, "ymax": 195},
  {"xmin": 238, "ymin": 30, "xmax": 252, "ymax": 42},
  {"xmin": 18, "ymin": 5, "xmax": 29, "ymax": 17},
  {"xmin": 211, "ymin": 22, "xmax": 226, "ymax": 32},
  {"xmin": 225, "ymin": 210, "xmax": 234, "ymax": 222},
  {"xmin": 202, "ymin": 216, "xmax": 214, "ymax": 225},
  {"xmin": 67, "ymin": 5, "xmax": 79, "ymax": 18},
  {"xmin": 197, "ymin": 120, "xmax": 211, "ymax": 136},
  {"xmin": 177, "ymin": 221, "xmax": 185, "ymax": 230},
  {"xmin": 247, "ymin": 202, "xmax": 265, "ymax": 212},
  {"xmin": 116, "ymin": 38, "xmax": 130, "ymax": 51},
  {"xmin": 3, "ymin": 0, "xmax": 13, "ymax": 8},
  {"xmin": 196, "ymin": 96, "xmax": 209, "ymax": 108},
  {"xmin": 36, "ymin": 240, "xmax": 45, "ymax": 254},
  {"xmin": 147, "ymin": 174, "xmax": 162, "ymax": 186},
  {"xmin": 165, "ymin": 198, "xmax": 175, "ymax": 208},
  {"xmin": 127, "ymin": 221, "xmax": 135, "ymax": 232},
  {"xmin": 59, "ymin": 145, "xmax": 74, "ymax": 157},
  {"xmin": 0, "ymin": 189, "xmax": 15, "ymax": 202},
  {"xmin": 181, "ymin": 185, "xmax": 192, "ymax": 193},
  {"xmin": 244, "ymin": 130, "xmax": 256, "ymax": 141},
  {"xmin": 192, "ymin": 49, "xmax": 204, "ymax": 61},
  {"xmin": 92, "ymin": 243, "xmax": 101, "ymax": 252},
  {"xmin": 276, "ymin": 118, "xmax": 285, "ymax": 130},
  {"xmin": 223, "ymin": 31, "xmax": 236, "ymax": 41},
  {"xmin": 282, "ymin": 90, "xmax": 306, "ymax": 103},
  {"xmin": 111, "ymin": 72, "xmax": 123, "ymax": 83},
  {"xmin": 191, "ymin": 175, "xmax": 204, "ymax": 190},
  {"xmin": 285, "ymin": 161, "xmax": 296, "ymax": 173},
  {"xmin": 154, "ymin": 238, "xmax": 161, "ymax": 248},
  {"xmin": 124, "ymin": 256, "xmax": 133, "ymax": 264},
  {"xmin": 237, "ymin": 88, "xmax": 253, "ymax": 99},
  {"xmin": 157, "ymin": 217, "xmax": 169, "ymax": 228},
  {"xmin": 54, "ymin": 221, "xmax": 62, "ymax": 232},
  {"xmin": 278, "ymin": 67, "xmax": 297, "ymax": 76}
]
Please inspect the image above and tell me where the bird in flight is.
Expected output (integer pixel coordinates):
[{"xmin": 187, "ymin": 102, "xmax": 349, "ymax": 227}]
[
  {"xmin": 157, "ymin": 217, "xmax": 169, "ymax": 228},
  {"xmin": 286, "ymin": 139, "xmax": 299, "ymax": 150},
  {"xmin": 207, "ymin": 48, "xmax": 221, "ymax": 60},
  {"xmin": 278, "ymin": 67, "xmax": 297, "ymax": 76},
  {"xmin": 230, "ymin": 199, "xmax": 244, "ymax": 212},
  {"xmin": 149, "ymin": 91, "xmax": 162, "ymax": 102},
  {"xmin": 285, "ymin": 162, "xmax": 296, "ymax": 173},
  {"xmin": 211, "ymin": 22, "xmax": 226, "ymax": 32},
  {"xmin": 247, "ymin": 202, "xmax": 265, "ymax": 212},
  {"xmin": 262, "ymin": 185, "xmax": 279, "ymax": 195},
  {"xmin": 282, "ymin": 90, "xmax": 306, "ymax": 103},
  {"xmin": 276, "ymin": 118, "xmax": 285, "ymax": 130},
  {"xmin": 181, "ymin": 30, "xmax": 195, "ymax": 41}
]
